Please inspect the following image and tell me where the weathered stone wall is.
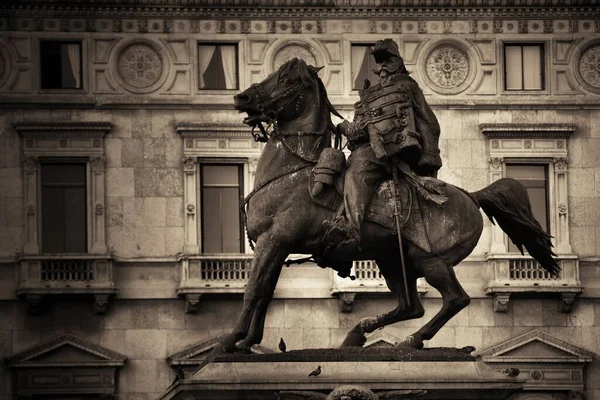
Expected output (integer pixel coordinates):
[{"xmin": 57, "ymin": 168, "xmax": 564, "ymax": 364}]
[{"xmin": 1, "ymin": 295, "xmax": 600, "ymax": 399}]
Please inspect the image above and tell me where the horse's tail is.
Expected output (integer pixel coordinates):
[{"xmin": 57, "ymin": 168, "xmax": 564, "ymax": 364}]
[{"xmin": 470, "ymin": 178, "xmax": 560, "ymax": 276}]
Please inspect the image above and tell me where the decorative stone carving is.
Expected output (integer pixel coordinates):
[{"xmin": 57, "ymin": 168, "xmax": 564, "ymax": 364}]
[
  {"xmin": 23, "ymin": 157, "xmax": 38, "ymax": 171},
  {"xmin": 26, "ymin": 205, "xmax": 35, "ymax": 216},
  {"xmin": 493, "ymin": 20, "xmax": 503, "ymax": 33},
  {"xmin": 186, "ymin": 204, "xmax": 195, "ymax": 214},
  {"xmin": 443, "ymin": 20, "xmax": 452, "ymax": 33},
  {"xmin": 493, "ymin": 293, "xmax": 510, "ymax": 313},
  {"xmin": 91, "ymin": 156, "xmax": 106, "ymax": 171},
  {"xmin": 425, "ymin": 44, "xmax": 470, "ymax": 91},
  {"xmin": 558, "ymin": 203, "xmax": 567, "ymax": 214},
  {"xmin": 577, "ymin": 43, "xmax": 600, "ymax": 93},
  {"xmin": 273, "ymin": 44, "xmax": 316, "ymax": 71},
  {"xmin": 518, "ymin": 20, "xmax": 528, "ymax": 33},
  {"xmin": 418, "ymin": 20, "xmax": 427, "ymax": 34},
  {"xmin": 338, "ymin": 292, "xmax": 357, "ymax": 313},
  {"xmin": 182, "ymin": 156, "xmax": 196, "ymax": 171},
  {"xmin": 117, "ymin": 42, "xmax": 164, "ymax": 90},
  {"xmin": 488, "ymin": 157, "xmax": 504, "ymax": 170},
  {"xmin": 95, "ymin": 204, "xmax": 104, "ymax": 215},
  {"xmin": 554, "ymin": 156, "xmax": 568, "ymax": 170}
]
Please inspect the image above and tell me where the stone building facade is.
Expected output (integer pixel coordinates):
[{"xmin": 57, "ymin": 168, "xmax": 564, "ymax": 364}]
[{"xmin": 0, "ymin": 0, "xmax": 599, "ymax": 398}]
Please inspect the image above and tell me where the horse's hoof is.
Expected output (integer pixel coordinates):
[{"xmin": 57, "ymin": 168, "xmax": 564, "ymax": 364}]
[
  {"xmin": 235, "ymin": 340, "xmax": 255, "ymax": 354},
  {"xmin": 397, "ymin": 335, "xmax": 424, "ymax": 350}
]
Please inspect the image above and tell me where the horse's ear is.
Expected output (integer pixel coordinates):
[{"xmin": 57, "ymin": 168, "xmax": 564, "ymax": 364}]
[{"xmin": 309, "ymin": 65, "xmax": 324, "ymax": 75}]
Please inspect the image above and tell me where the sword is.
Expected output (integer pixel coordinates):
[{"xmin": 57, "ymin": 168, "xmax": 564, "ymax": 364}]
[{"xmin": 392, "ymin": 165, "xmax": 411, "ymax": 307}]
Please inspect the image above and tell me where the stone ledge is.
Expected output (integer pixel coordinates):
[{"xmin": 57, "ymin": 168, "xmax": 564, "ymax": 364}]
[{"xmin": 159, "ymin": 357, "xmax": 525, "ymax": 400}]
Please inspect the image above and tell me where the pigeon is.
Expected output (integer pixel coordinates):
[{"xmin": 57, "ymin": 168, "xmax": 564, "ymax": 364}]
[
  {"xmin": 501, "ymin": 368, "xmax": 520, "ymax": 378},
  {"xmin": 278, "ymin": 337, "xmax": 287, "ymax": 353},
  {"xmin": 308, "ymin": 365, "xmax": 321, "ymax": 377}
]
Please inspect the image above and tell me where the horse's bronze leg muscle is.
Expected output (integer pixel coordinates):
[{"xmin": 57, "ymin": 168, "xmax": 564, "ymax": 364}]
[
  {"xmin": 222, "ymin": 236, "xmax": 288, "ymax": 353},
  {"xmin": 399, "ymin": 258, "xmax": 470, "ymax": 349}
]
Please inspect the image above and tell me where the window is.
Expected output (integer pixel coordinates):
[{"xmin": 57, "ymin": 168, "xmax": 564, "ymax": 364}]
[
  {"xmin": 41, "ymin": 160, "xmax": 87, "ymax": 253},
  {"xmin": 504, "ymin": 43, "xmax": 544, "ymax": 91},
  {"xmin": 40, "ymin": 41, "xmax": 82, "ymax": 89},
  {"xmin": 505, "ymin": 164, "xmax": 549, "ymax": 253},
  {"xmin": 201, "ymin": 164, "xmax": 244, "ymax": 253},
  {"xmin": 198, "ymin": 43, "xmax": 238, "ymax": 90},
  {"xmin": 351, "ymin": 44, "xmax": 378, "ymax": 91}
]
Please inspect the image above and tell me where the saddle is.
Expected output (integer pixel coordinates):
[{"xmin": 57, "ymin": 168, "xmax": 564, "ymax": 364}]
[{"xmin": 309, "ymin": 154, "xmax": 433, "ymax": 253}]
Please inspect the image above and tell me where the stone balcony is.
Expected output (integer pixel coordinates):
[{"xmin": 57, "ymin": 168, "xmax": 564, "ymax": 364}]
[
  {"xmin": 17, "ymin": 254, "xmax": 117, "ymax": 315},
  {"xmin": 177, "ymin": 254, "xmax": 253, "ymax": 313},
  {"xmin": 331, "ymin": 260, "xmax": 429, "ymax": 312},
  {"xmin": 485, "ymin": 254, "xmax": 583, "ymax": 313}
]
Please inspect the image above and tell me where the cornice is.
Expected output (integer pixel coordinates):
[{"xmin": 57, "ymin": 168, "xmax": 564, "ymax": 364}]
[
  {"xmin": 14, "ymin": 121, "xmax": 112, "ymax": 138},
  {"xmin": 477, "ymin": 329, "xmax": 595, "ymax": 362},
  {"xmin": 480, "ymin": 123, "xmax": 576, "ymax": 139},
  {"xmin": 176, "ymin": 122, "xmax": 251, "ymax": 138},
  {"xmin": 2, "ymin": 1, "xmax": 600, "ymax": 18},
  {"xmin": 6, "ymin": 333, "xmax": 127, "ymax": 367}
]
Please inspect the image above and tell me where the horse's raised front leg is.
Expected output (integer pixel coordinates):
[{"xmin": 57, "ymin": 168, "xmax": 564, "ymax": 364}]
[
  {"xmin": 341, "ymin": 260, "xmax": 424, "ymax": 347},
  {"xmin": 221, "ymin": 236, "xmax": 288, "ymax": 353},
  {"xmin": 399, "ymin": 257, "xmax": 470, "ymax": 350}
]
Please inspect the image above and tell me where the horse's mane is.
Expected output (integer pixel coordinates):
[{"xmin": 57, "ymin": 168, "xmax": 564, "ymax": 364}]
[{"xmin": 279, "ymin": 58, "xmax": 344, "ymax": 134}]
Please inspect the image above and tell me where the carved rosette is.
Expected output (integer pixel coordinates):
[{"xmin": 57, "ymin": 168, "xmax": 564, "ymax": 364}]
[
  {"xmin": 577, "ymin": 43, "xmax": 600, "ymax": 93},
  {"xmin": 272, "ymin": 44, "xmax": 317, "ymax": 71},
  {"xmin": 425, "ymin": 43, "xmax": 471, "ymax": 94},
  {"xmin": 116, "ymin": 41, "xmax": 166, "ymax": 93}
]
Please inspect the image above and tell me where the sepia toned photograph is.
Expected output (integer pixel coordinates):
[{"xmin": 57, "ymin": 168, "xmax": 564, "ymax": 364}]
[{"xmin": 0, "ymin": 0, "xmax": 599, "ymax": 399}]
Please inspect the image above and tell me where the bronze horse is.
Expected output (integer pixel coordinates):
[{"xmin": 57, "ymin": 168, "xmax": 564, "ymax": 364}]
[{"xmin": 222, "ymin": 58, "xmax": 558, "ymax": 353}]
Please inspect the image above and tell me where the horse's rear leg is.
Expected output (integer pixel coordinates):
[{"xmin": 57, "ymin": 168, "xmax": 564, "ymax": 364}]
[
  {"xmin": 341, "ymin": 261, "xmax": 424, "ymax": 348},
  {"xmin": 221, "ymin": 237, "xmax": 288, "ymax": 353},
  {"xmin": 399, "ymin": 257, "xmax": 470, "ymax": 349}
]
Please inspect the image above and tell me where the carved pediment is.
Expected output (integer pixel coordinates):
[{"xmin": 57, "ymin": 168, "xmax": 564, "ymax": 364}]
[
  {"xmin": 477, "ymin": 330, "xmax": 594, "ymax": 363},
  {"xmin": 7, "ymin": 334, "xmax": 126, "ymax": 367},
  {"xmin": 363, "ymin": 331, "xmax": 401, "ymax": 349},
  {"xmin": 167, "ymin": 334, "xmax": 274, "ymax": 366}
]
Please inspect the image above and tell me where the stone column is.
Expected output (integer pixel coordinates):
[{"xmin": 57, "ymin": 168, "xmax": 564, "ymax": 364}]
[
  {"xmin": 90, "ymin": 156, "xmax": 108, "ymax": 254},
  {"xmin": 23, "ymin": 156, "xmax": 39, "ymax": 254},
  {"xmin": 183, "ymin": 157, "xmax": 199, "ymax": 254},
  {"xmin": 553, "ymin": 156, "xmax": 572, "ymax": 254}
]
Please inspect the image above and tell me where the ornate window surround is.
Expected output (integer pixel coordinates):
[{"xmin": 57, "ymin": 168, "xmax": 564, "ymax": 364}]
[
  {"xmin": 481, "ymin": 123, "xmax": 583, "ymax": 313},
  {"xmin": 477, "ymin": 329, "xmax": 594, "ymax": 394},
  {"xmin": 7, "ymin": 334, "xmax": 126, "ymax": 399},
  {"xmin": 15, "ymin": 122, "xmax": 116, "ymax": 314},
  {"xmin": 176, "ymin": 122, "xmax": 261, "ymax": 312},
  {"xmin": 500, "ymin": 39, "xmax": 550, "ymax": 96},
  {"xmin": 33, "ymin": 34, "xmax": 88, "ymax": 94},
  {"xmin": 194, "ymin": 37, "xmax": 244, "ymax": 96}
]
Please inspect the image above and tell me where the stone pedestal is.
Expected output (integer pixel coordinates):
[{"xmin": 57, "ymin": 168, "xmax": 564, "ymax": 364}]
[{"xmin": 158, "ymin": 348, "xmax": 525, "ymax": 400}]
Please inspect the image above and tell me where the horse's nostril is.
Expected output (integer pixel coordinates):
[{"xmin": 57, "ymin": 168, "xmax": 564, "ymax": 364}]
[{"xmin": 235, "ymin": 93, "xmax": 250, "ymax": 105}]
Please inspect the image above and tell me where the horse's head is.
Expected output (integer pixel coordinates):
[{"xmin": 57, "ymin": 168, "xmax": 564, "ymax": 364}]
[{"xmin": 234, "ymin": 58, "xmax": 340, "ymax": 135}]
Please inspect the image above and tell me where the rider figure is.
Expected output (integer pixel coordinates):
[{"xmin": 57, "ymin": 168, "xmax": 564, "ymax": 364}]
[{"xmin": 323, "ymin": 39, "xmax": 442, "ymax": 251}]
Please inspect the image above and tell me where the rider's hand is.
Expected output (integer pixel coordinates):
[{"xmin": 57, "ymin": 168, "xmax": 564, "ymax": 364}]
[{"xmin": 336, "ymin": 120, "xmax": 350, "ymax": 136}]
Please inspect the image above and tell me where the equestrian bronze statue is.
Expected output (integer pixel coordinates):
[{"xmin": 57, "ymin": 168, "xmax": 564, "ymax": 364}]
[{"xmin": 222, "ymin": 51, "xmax": 558, "ymax": 354}]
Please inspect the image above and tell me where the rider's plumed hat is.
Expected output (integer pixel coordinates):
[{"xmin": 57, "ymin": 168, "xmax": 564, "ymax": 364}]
[{"xmin": 371, "ymin": 39, "xmax": 402, "ymax": 63}]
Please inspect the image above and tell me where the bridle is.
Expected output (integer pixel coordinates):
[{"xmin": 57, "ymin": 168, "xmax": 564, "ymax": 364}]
[{"xmin": 244, "ymin": 79, "xmax": 308, "ymax": 142}]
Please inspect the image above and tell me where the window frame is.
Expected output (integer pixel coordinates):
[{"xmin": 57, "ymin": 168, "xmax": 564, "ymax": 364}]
[
  {"xmin": 502, "ymin": 42, "xmax": 547, "ymax": 93},
  {"xmin": 503, "ymin": 158, "xmax": 553, "ymax": 253},
  {"xmin": 350, "ymin": 42, "xmax": 378, "ymax": 92},
  {"xmin": 37, "ymin": 38, "xmax": 86, "ymax": 93},
  {"xmin": 39, "ymin": 157, "xmax": 89, "ymax": 254},
  {"xmin": 199, "ymin": 161, "xmax": 245, "ymax": 254},
  {"xmin": 197, "ymin": 41, "xmax": 240, "ymax": 91}
]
